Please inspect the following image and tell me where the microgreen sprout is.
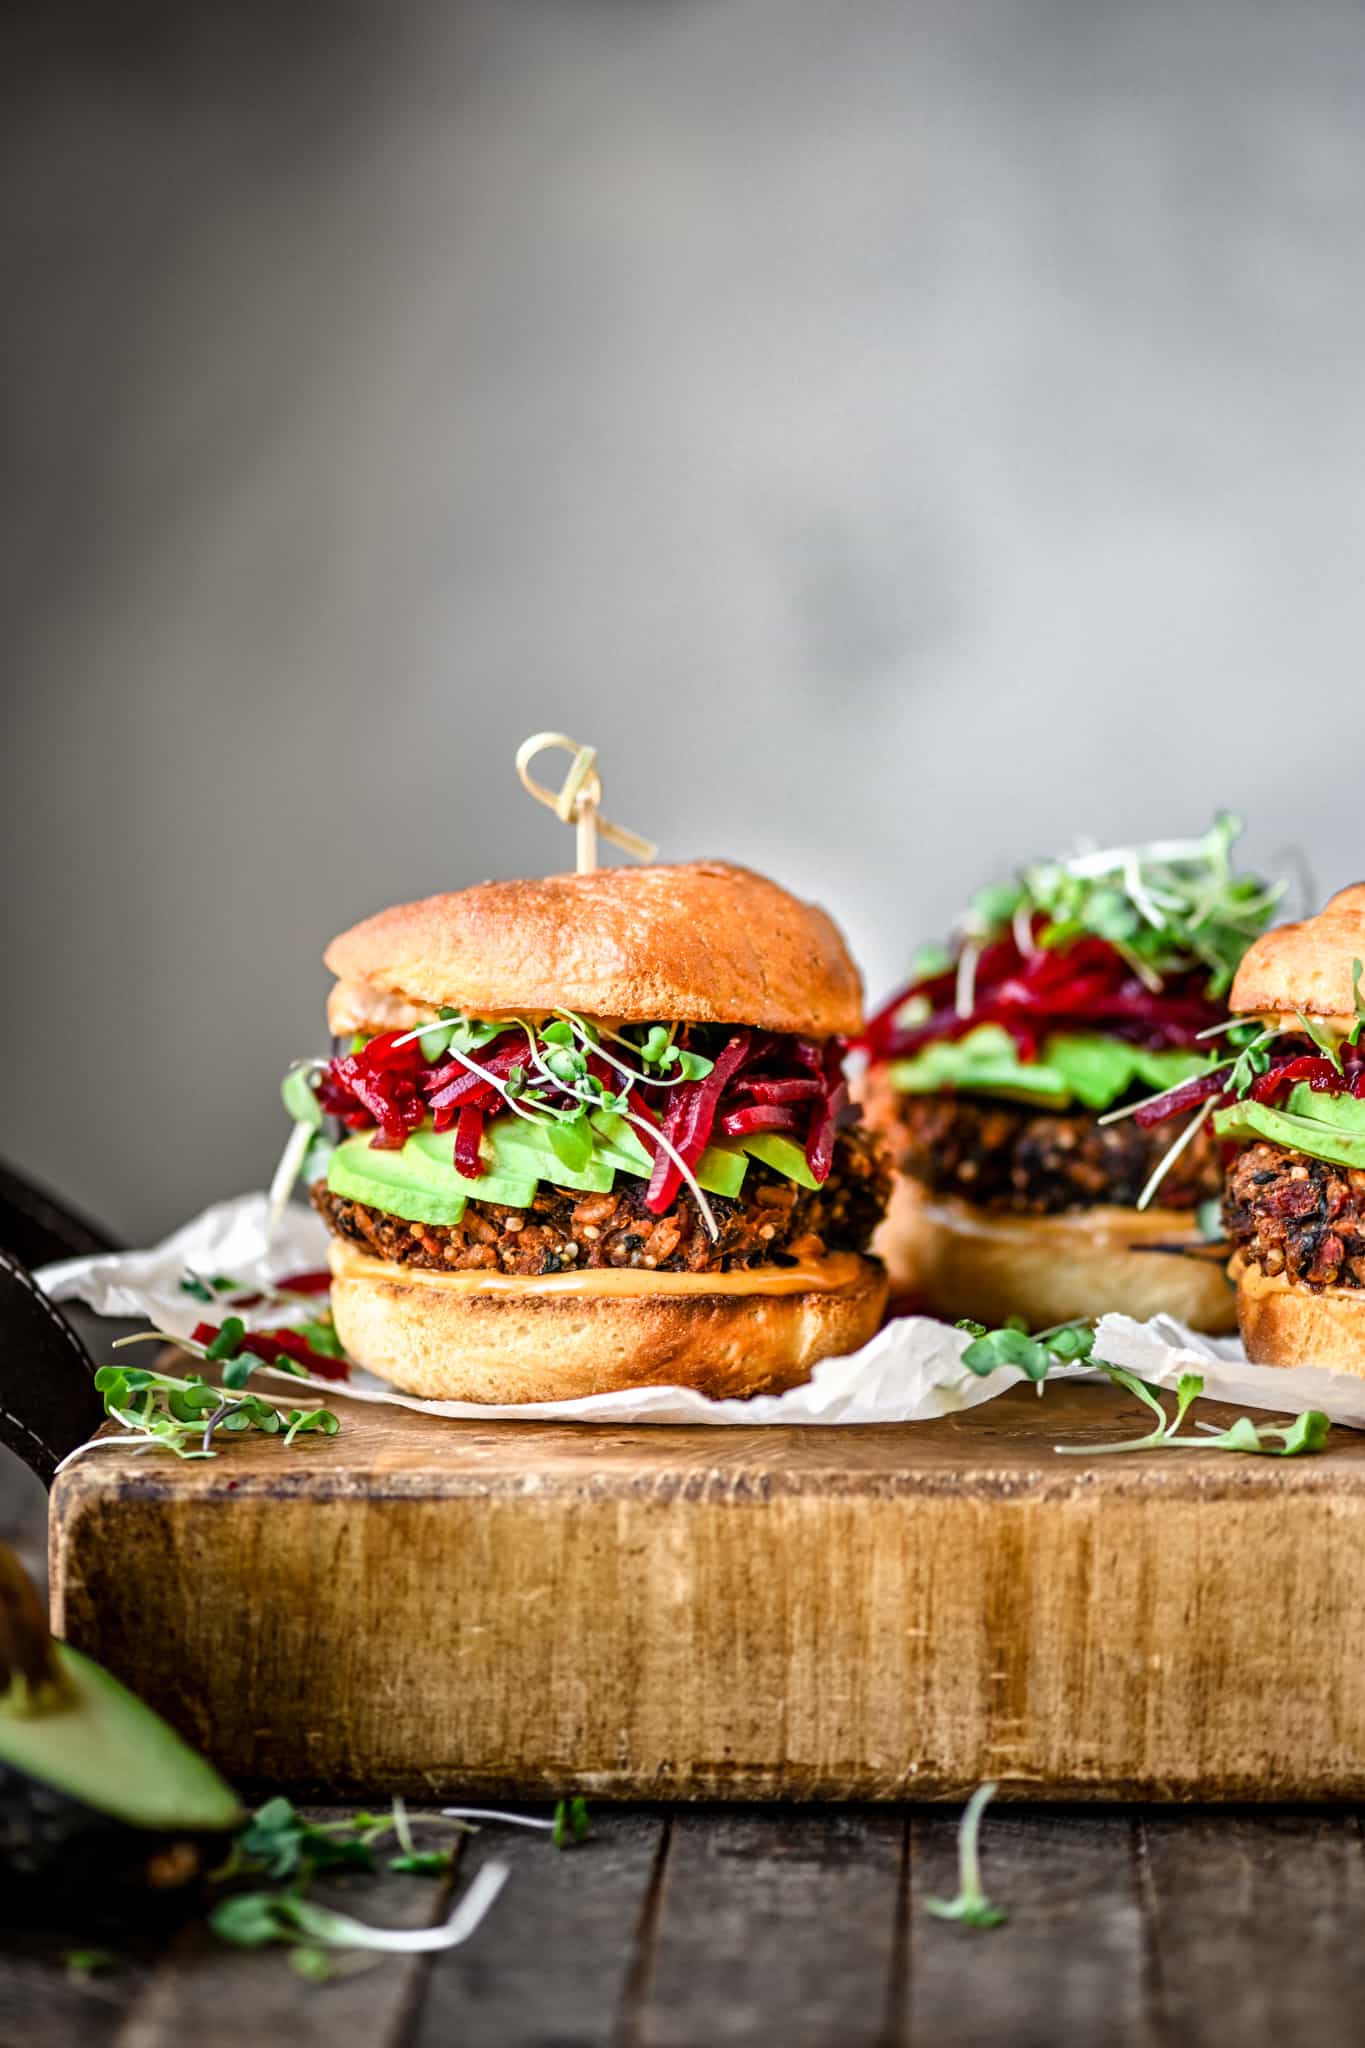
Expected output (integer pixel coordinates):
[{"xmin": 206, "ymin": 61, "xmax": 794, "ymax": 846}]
[
  {"xmin": 955, "ymin": 1324, "xmax": 1332, "ymax": 1460},
  {"xmin": 65, "ymin": 1948, "xmax": 119, "ymax": 1978},
  {"xmin": 53, "ymin": 1326, "xmax": 341, "ymax": 1470},
  {"xmin": 1297, "ymin": 1010, "xmax": 1345, "ymax": 1073},
  {"xmin": 206, "ymin": 1794, "xmax": 595, "ymax": 1978},
  {"xmin": 210, "ymin": 1859, "xmax": 508, "ymax": 1967},
  {"xmin": 924, "ymin": 1783, "xmax": 1007, "ymax": 1929},
  {"xmin": 958, "ymin": 1319, "xmax": 1095, "ymax": 1383},
  {"xmin": 553, "ymin": 1797, "xmax": 591, "ymax": 1848},
  {"xmin": 1134, "ymin": 1096, "xmax": 1217, "ymax": 1211},
  {"xmin": 1054, "ymin": 1366, "xmax": 1331, "ymax": 1458},
  {"xmin": 509, "ymin": 1017, "xmax": 721, "ymax": 1237},
  {"xmin": 440, "ymin": 1800, "xmax": 592, "ymax": 1849},
  {"xmin": 956, "ymin": 815, "xmax": 1282, "ymax": 999}
]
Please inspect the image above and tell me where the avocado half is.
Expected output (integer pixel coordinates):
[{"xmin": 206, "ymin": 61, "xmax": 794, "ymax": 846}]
[{"xmin": 0, "ymin": 1545, "xmax": 241, "ymax": 1897}]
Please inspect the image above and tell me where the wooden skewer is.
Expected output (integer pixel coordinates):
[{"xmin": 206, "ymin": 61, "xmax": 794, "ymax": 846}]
[{"xmin": 514, "ymin": 732, "xmax": 657, "ymax": 875}]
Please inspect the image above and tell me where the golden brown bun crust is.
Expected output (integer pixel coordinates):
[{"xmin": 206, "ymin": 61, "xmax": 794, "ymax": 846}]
[
  {"xmin": 875, "ymin": 1182, "xmax": 1237, "ymax": 1333},
  {"xmin": 1233, "ymin": 1254, "xmax": 1365, "ymax": 1374},
  {"xmin": 1230, "ymin": 882, "xmax": 1365, "ymax": 1019},
  {"xmin": 327, "ymin": 981, "xmax": 426, "ymax": 1038},
  {"xmin": 324, "ymin": 862, "xmax": 863, "ymax": 1037},
  {"xmin": 327, "ymin": 1244, "xmax": 888, "ymax": 1402}
]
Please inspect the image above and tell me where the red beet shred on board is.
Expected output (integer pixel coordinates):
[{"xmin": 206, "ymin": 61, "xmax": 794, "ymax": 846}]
[
  {"xmin": 191, "ymin": 1322, "xmax": 350, "ymax": 1382},
  {"xmin": 314, "ymin": 1024, "xmax": 853, "ymax": 1207}
]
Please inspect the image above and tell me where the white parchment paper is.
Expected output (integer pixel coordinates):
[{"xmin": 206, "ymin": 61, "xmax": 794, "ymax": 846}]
[{"xmin": 35, "ymin": 1193, "xmax": 1365, "ymax": 1430}]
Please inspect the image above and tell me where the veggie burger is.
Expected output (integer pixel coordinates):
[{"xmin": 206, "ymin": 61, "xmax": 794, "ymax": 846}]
[
  {"xmin": 858, "ymin": 817, "xmax": 1282, "ymax": 1332},
  {"xmin": 285, "ymin": 861, "xmax": 890, "ymax": 1400},
  {"xmin": 1140, "ymin": 881, "xmax": 1365, "ymax": 1373}
]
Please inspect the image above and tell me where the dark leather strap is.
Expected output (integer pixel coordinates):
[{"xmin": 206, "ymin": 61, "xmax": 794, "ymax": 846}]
[
  {"xmin": 0, "ymin": 1161, "xmax": 115, "ymax": 1484},
  {"xmin": 0, "ymin": 1249, "xmax": 104, "ymax": 1484}
]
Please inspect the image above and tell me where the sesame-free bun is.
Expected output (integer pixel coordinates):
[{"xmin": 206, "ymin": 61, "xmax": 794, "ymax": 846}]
[
  {"xmin": 875, "ymin": 1182, "xmax": 1237, "ymax": 1333},
  {"xmin": 1232, "ymin": 1253, "xmax": 1365, "ymax": 1374},
  {"xmin": 326, "ymin": 1240, "xmax": 888, "ymax": 1402},
  {"xmin": 324, "ymin": 862, "xmax": 863, "ymax": 1039},
  {"xmin": 1230, "ymin": 882, "xmax": 1365, "ymax": 1023}
]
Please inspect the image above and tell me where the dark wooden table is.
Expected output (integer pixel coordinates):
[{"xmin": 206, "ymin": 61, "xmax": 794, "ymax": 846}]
[{"xmin": 4, "ymin": 1800, "xmax": 1365, "ymax": 2046}]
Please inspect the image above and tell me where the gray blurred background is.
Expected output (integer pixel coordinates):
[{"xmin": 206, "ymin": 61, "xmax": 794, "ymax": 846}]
[{"xmin": 6, "ymin": 0, "xmax": 1365, "ymax": 1246}]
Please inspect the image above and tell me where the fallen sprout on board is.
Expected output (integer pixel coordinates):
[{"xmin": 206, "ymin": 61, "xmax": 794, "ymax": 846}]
[
  {"xmin": 54, "ymin": 1318, "xmax": 342, "ymax": 1471},
  {"xmin": 923, "ymin": 1782, "xmax": 1007, "ymax": 1930},
  {"xmin": 954, "ymin": 1318, "xmax": 1330, "ymax": 1459}
]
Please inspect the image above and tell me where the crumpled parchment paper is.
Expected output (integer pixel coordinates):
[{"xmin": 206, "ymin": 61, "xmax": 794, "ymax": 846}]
[{"xmin": 35, "ymin": 1193, "xmax": 1365, "ymax": 1429}]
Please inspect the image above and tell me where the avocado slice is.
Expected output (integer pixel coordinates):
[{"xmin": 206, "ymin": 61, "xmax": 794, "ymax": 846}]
[
  {"xmin": 732, "ymin": 1132, "xmax": 822, "ymax": 1190},
  {"xmin": 481, "ymin": 1116, "xmax": 617, "ymax": 1193},
  {"xmin": 0, "ymin": 1547, "xmax": 240, "ymax": 1894},
  {"xmin": 588, "ymin": 1113, "xmax": 749, "ymax": 1197},
  {"xmin": 887, "ymin": 1024, "xmax": 1213, "ymax": 1112},
  {"xmin": 1214, "ymin": 1094, "xmax": 1365, "ymax": 1172},
  {"xmin": 588, "ymin": 1111, "xmax": 654, "ymax": 1175},
  {"xmin": 329, "ymin": 1108, "xmax": 764, "ymax": 1223},
  {"xmin": 328, "ymin": 1132, "xmax": 540, "ymax": 1223}
]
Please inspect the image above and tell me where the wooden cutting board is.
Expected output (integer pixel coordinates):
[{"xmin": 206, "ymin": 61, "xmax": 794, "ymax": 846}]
[{"xmin": 48, "ymin": 1381, "xmax": 1365, "ymax": 1802}]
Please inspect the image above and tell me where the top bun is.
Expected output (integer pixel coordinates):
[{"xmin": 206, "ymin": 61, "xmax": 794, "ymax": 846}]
[
  {"xmin": 324, "ymin": 861, "xmax": 864, "ymax": 1038},
  {"xmin": 1230, "ymin": 882, "xmax": 1365, "ymax": 1019}
]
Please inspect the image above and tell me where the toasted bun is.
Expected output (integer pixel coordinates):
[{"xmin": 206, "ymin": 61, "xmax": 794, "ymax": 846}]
[
  {"xmin": 324, "ymin": 861, "xmax": 862, "ymax": 1038},
  {"xmin": 326, "ymin": 1241, "xmax": 888, "ymax": 1401},
  {"xmin": 1230, "ymin": 881, "xmax": 1365, "ymax": 1022},
  {"xmin": 874, "ymin": 1182, "xmax": 1237, "ymax": 1333},
  {"xmin": 1232, "ymin": 1253, "xmax": 1365, "ymax": 1373}
]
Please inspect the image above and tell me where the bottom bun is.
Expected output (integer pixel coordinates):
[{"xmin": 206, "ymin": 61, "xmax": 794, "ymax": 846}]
[
  {"xmin": 326, "ymin": 1240, "xmax": 889, "ymax": 1401},
  {"xmin": 874, "ymin": 1179, "xmax": 1237, "ymax": 1333},
  {"xmin": 1232, "ymin": 1254, "xmax": 1365, "ymax": 1373}
]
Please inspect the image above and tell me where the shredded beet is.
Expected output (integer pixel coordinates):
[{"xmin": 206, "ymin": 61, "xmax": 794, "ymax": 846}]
[
  {"xmin": 314, "ymin": 1020, "xmax": 852, "ymax": 1201},
  {"xmin": 645, "ymin": 1031, "xmax": 754, "ymax": 1213},
  {"xmin": 453, "ymin": 1105, "xmax": 485, "ymax": 1177},
  {"xmin": 1250, "ymin": 1052, "xmax": 1357, "ymax": 1106},
  {"xmin": 861, "ymin": 921, "xmax": 1226, "ymax": 1067},
  {"xmin": 734, "ymin": 1076, "xmax": 824, "ymax": 1104},
  {"xmin": 274, "ymin": 1269, "xmax": 333, "ymax": 1295},
  {"xmin": 1133, "ymin": 1034, "xmax": 1365, "ymax": 1129},
  {"xmin": 1131, "ymin": 1068, "xmax": 1231, "ymax": 1128},
  {"xmin": 192, "ymin": 1322, "xmax": 350, "ymax": 1383},
  {"xmin": 318, "ymin": 1033, "xmax": 429, "ymax": 1150},
  {"xmin": 805, "ymin": 1046, "xmax": 849, "ymax": 1182},
  {"xmin": 719, "ymin": 1104, "xmax": 804, "ymax": 1136}
]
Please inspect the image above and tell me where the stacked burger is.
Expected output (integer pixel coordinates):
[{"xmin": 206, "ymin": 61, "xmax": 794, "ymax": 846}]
[
  {"xmin": 285, "ymin": 861, "xmax": 890, "ymax": 1400},
  {"xmin": 1132, "ymin": 883, "xmax": 1365, "ymax": 1372},
  {"xmin": 859, "ymin": 818, "xmax": 1283, "ymax": 1332}
]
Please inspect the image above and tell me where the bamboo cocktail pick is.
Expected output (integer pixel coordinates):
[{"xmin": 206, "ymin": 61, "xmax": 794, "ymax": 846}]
[{"xmin": 514, "ymin": 732, "xmax": 657, "ymax": 874}]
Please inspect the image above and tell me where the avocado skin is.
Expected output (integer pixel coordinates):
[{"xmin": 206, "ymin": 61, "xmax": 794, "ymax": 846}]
[{"xmin": 0, "ymin": 1758, "xmax": 215, "ymax": 1907}]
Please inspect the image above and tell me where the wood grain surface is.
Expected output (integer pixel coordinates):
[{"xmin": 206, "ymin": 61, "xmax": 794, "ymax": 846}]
[
  {"xmin": 7, "ymin": 1804, "xmax": 1365, "ymax": 2048},
  {"xmin": 48, "ymin": 1382, "xmax": 1365, "ymax": 1801}
]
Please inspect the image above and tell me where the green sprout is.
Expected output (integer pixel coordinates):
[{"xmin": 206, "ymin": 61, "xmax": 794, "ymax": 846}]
[
  {"xmin": 552, "ymin": 1797, "xmax": 591, "ymax": 1849},
  {"xmin": 55, "ymin": 1323, "xmax": 341, "ymax": 1470},
  {"xmin": 950, "ymin": 814, "xmax": 1282, "ymax": 1004},
  {"xmin": 1054, "ymin": 1366, "xmax": 1330, "ymax": 1459},
  {"xmin": 924, "ymin": 1783, "xmax": 1007, "ymax": 1930},
  {"xmin": 958, "ymin": 1319, "xmax": 1094, "ymax": 1384},
  {"xmin": 954, "ymin": 1321, "xmax": 1331, "ymax": 1460}
]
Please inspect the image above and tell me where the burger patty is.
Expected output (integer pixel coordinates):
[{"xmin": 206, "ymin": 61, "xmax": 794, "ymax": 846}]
[
  {"xmin": 878, "ymin": 1089, "xmax": 1222, "ymax": 1215},
  {"xmin": 1223, "ymin": 1141, "xmax": 1365, "ymax": 1290},
  {"xmin": 313, "ymin": 1125, "xmax": 889, "ymax": 1276}
]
